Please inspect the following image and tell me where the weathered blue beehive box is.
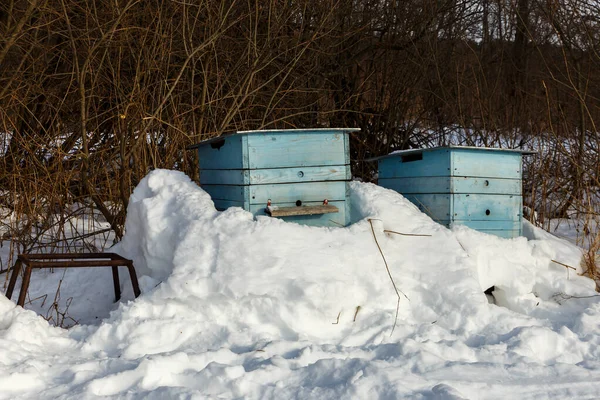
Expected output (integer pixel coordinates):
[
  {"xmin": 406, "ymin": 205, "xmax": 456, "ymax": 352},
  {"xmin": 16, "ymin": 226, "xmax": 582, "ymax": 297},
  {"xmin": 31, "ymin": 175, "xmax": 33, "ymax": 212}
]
[
  {"xmin": 373, "ymin": 146, "xmax": 535, "ymax": 238},
  {"xmin": 189, "ymin": 128, "xmax": 359, "ymax": 227}
]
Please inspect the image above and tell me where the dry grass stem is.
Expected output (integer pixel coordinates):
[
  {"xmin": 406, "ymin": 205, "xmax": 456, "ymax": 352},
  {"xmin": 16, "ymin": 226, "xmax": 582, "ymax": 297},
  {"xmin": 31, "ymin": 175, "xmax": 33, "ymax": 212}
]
[
  {"xmin": 368, "ymin": 218, "xmax": 409, "ymax": 335},
  {"xmin": 384, "ymin": 230, "xmax": 432, "ymax": 237},
  {"xmin": 332, "ymin": 311, "xmax": 341, "ymax": 325},
  {"xmin": 353, "ymin": 305, "xmax": 361, "ymax": 322}
]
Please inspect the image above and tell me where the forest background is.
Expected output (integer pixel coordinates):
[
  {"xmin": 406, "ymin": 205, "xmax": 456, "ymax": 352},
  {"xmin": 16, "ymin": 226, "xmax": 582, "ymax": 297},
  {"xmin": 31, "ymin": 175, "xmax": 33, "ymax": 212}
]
[{"xmin": 1, "ymin": 0, "xmax": 599, "ymax": 273}]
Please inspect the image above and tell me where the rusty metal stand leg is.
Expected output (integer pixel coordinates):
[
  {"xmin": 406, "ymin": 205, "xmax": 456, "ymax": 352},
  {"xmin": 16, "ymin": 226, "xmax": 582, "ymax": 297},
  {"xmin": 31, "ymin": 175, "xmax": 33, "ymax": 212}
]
[
  {"xmin": 6, "ymin": 259, "xmax": 23, "ymax": 300},
  {"xmin": 17, "ymin": 265, "xmax": 33, "ymax": 307},
  {"xmin": 111, "ymin": 266, "xmax": 121, "ymax": 302},
  {"xmin": 127, "ymin": 263, "xmax": 141, "ymax": 298}
]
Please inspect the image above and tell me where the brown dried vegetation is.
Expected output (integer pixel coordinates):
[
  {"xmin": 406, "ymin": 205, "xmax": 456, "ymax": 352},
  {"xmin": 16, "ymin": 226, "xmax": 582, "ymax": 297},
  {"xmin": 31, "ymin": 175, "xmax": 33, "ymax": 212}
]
[{"xmin": 1, "ymin": 0, "xmax": 599, "ymax": 279}]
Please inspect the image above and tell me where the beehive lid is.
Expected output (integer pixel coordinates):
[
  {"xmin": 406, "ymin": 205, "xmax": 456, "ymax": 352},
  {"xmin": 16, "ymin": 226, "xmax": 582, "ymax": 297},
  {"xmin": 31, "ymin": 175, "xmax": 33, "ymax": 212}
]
[
  {"xmin": 187, "ymin": 128, "xmax": 361, "ymax": 149},
  {"xmin": 367, "ymin": 146, "xmax": 537, "ymax": 161}
]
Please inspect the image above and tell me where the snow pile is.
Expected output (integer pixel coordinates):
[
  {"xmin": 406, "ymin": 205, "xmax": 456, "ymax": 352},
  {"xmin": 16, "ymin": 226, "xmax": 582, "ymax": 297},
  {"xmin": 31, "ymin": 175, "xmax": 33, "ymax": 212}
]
[{"xmin": 2, "ymin": 169, "xmax": 600, "ymax": 399}]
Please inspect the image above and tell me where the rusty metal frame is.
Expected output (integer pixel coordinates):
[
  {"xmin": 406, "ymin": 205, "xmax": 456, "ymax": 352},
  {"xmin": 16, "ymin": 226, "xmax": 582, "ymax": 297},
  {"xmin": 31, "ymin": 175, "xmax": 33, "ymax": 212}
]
[{"xmin": 5, "ymin": 253, "xmax": 141, "ymax": 307}]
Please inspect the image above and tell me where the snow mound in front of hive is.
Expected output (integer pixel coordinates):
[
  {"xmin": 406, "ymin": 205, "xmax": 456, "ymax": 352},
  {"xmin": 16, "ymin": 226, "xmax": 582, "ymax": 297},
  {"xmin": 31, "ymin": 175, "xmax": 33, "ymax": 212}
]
[
  {"xmin": 2, "ymin": 168, "xmax": 600, "ymax": 399},
  {"xmin": 94, "ymin": 169, "xmax": 596, "ymax": 363}
]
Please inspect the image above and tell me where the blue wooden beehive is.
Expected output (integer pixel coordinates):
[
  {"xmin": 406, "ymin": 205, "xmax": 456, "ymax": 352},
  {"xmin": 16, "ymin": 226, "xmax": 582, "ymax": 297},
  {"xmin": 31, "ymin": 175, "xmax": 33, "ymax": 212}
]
[
  {"xmin": 373, "ymin": 146, "xmax": 535, "ymax": 238},
  {"xmin": 189, "ymin": 128, "xmax": 359, "ymax": 227}
]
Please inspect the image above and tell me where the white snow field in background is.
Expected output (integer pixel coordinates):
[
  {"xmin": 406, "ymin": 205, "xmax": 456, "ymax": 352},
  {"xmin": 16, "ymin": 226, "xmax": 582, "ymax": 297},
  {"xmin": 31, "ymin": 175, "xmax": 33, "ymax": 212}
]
[{"xmin": 1, "ymin": 169, "xmax": 600, "ymax": 399}]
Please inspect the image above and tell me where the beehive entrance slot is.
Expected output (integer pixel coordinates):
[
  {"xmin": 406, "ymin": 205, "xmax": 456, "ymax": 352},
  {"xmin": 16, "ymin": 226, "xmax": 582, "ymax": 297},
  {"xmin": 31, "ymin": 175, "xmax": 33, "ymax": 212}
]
[
  {"xmin": 210, "ymin": 139, "xmax": 225, "ymax": 150},
  {"xmin": 401, "ymin": 153, "xmax": 423, "ymax": 163}
]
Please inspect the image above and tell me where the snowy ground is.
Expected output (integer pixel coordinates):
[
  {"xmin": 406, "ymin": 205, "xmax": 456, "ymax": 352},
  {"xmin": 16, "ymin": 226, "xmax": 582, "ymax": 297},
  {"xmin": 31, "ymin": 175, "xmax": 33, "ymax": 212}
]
[{"xmin": 1, "ymin": 169, "xmax": 600, "ymax": 399}]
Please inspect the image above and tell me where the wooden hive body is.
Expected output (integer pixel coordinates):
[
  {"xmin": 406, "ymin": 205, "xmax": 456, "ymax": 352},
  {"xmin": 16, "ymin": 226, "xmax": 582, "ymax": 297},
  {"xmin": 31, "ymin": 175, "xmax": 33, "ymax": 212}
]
[
  {"xmin": 190, "ymin": 128, "xmax": 359, "ymax": 227},
  {"xmin": 375, "ymin": 147, "xmax": 534, "ymax": 238}
]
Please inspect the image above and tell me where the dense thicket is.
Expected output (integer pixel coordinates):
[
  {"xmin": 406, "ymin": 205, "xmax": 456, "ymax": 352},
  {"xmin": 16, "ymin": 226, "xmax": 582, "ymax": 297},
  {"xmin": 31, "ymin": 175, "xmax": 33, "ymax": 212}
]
[{"xmin": 1, "ymin": 0, "xmax": 600, "ymax": 253}]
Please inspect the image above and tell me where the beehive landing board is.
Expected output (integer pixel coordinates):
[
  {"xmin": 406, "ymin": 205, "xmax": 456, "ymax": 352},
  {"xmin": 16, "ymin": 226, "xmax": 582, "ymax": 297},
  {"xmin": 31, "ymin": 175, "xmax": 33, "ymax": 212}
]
[
  {"xmin": 189, "ymin": 128, "xmax": 359, "ymax": 227},
  {"xmin": 374, "ymin": 147, "xmax": 535, "ymax": 238}
]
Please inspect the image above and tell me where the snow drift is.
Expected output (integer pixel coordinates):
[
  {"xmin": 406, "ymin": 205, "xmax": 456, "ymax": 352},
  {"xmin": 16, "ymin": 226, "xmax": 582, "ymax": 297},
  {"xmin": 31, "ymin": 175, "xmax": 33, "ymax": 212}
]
[{"xmin": 2, "ymin": 169, "xmax": 600, "ymax": 399}]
